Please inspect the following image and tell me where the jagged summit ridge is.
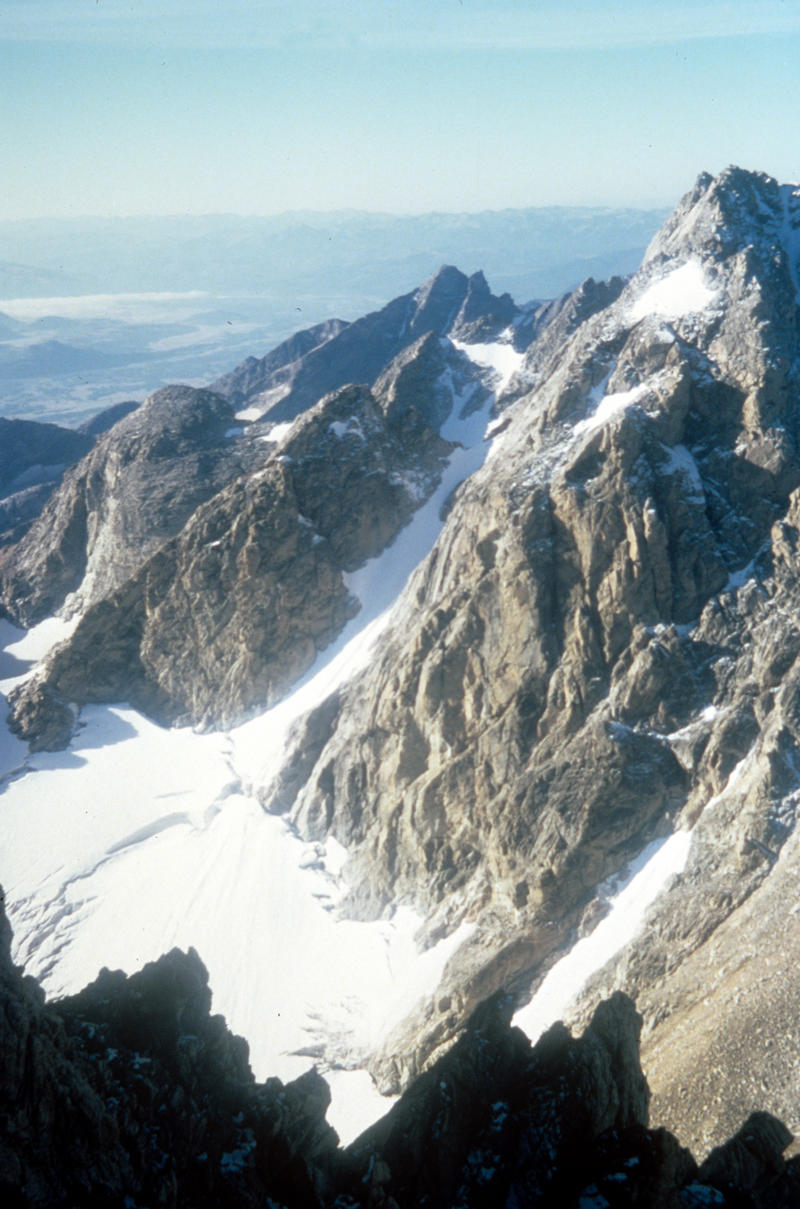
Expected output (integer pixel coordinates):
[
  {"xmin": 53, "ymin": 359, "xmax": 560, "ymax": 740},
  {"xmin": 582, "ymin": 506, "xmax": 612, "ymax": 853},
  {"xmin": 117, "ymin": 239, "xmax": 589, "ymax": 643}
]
[
  {"xmin": 3, "ymin": 166, "xmax": 800, "ymax": 1163},
  {"xmin": 211, "ymin": 263, "xmax": 519, "ymax": 425},
  {"xmin": 642, "ymin": 166, "xmax": 800, "ymax": 281}
]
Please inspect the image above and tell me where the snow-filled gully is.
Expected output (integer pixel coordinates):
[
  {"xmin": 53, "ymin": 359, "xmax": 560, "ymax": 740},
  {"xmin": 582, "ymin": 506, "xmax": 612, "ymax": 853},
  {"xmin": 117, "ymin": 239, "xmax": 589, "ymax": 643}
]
[
  {"xmin": 0, "ymin": 327, "xmax": 729, "ymax": 1143},
  {"xmin": 0, "ymin": 352, "xmax": 510, "ymax": 1145}
]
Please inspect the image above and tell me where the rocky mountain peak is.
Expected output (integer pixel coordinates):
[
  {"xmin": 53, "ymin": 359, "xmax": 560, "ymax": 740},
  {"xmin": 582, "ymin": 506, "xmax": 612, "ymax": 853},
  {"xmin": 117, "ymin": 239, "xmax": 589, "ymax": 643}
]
[
  {"xmin": 372, "ymin": 331, "xmax": 456, "ymax": 433},
  {"xmin": 452, "ymin": 268, "xmax": 519, "ymax": 340},
  {"xmin": 410, "ymin": 263, "xmax": 470, "ymax": 323},
  {"xmin": 641, "ymin": 165, "xmax": 800, "ymax": 286},
  {"xmin": 0, "ymin": 383, "xmax": 261, "ymax": 625},
  {"xmin": 7, "ymin": 167, "xmax": 800, "ymax": 1181}
]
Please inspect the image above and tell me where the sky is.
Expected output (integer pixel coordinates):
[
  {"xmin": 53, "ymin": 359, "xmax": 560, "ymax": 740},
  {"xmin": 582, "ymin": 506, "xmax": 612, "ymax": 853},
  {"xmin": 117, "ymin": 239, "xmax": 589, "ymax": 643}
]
[{"xmin": 2, "ymin": 0, "xmax": 800, "ymax": 219}]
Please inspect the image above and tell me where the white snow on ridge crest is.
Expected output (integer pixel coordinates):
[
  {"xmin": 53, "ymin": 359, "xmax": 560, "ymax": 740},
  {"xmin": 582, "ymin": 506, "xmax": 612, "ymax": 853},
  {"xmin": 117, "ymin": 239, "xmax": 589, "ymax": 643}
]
[{"xmin": 631, "ymin": 260, "xmax": 718, "ymax": 323}]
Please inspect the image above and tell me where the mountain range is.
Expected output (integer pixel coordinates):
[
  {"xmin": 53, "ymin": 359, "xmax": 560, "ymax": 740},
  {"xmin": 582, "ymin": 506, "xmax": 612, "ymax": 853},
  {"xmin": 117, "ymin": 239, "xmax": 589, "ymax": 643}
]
[
  {"xmin": 2, "ymin": 166, "xmax": 800, "ymax": 1205},
  {"xmin": 0, "ymin": 205, "xmax": 667, "ymax": 429}
]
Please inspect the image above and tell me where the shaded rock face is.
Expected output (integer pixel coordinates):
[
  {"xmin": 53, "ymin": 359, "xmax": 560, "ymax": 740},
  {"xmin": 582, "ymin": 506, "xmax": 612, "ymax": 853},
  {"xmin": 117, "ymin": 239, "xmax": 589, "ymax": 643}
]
[
  {"xmin": 0, "ymin": 418, "xmax": 93, "ymax": 498},
  {"xmin": 0, "ymin": 891, "xmax": 340, "ymax": 1209},
  {"xmin": 210, "ymin": 316, "xmax": 348, "ymax": 408},
  {"xmin": 2, "ymin": 891, "xmax": 798, "ymax": 1209},
  {"xmin": 344, "ymin": 992, "xmax": 662, "ymax": 1209},
  {"xmin": 0, "ymin": 386, "xmax": 256, "ymax": 624},
  {"xmin": 0, "ymin": 417, "xmax": 94, "ymax": 547},
  {"xmin": 0, "ymin": 266, "xmax": 512, "ymax": 741},
  {"xmin": 7, "ymin": 373, "xmax": 451, "ymax": 734},
  {"xmin": 76, "ymin": 398, "xmax": 141, "ymax": 437},
  {"xmin": 511, "ymin": 273, "xmax": 627, "ymax": 365},
  {"xmin": 253, "ymin": 168, "xmax": 800, "ymax": 1103}
]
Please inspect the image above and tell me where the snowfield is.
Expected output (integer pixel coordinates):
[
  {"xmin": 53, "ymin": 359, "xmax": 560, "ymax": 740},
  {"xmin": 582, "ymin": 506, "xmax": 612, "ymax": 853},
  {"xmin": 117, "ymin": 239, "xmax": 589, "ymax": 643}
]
[
  {"xmin": 0, "ymin": 354, "xmax": 508, "ymax": 1145},
  {"xmin": 453, "ymin": 332, "xmax": 524, "ymax": 394}
]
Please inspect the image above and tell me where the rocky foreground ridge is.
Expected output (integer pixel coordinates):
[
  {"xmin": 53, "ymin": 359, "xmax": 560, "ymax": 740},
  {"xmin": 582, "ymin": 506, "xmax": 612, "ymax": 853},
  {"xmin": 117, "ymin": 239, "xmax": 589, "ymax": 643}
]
[
  {"xmin": 3, "ymin": 168, "xmax": 800, "ymax": 1161},
  {"xmin": 1, "ymin": 896, "xmax": 798, "ymax": 1209}
]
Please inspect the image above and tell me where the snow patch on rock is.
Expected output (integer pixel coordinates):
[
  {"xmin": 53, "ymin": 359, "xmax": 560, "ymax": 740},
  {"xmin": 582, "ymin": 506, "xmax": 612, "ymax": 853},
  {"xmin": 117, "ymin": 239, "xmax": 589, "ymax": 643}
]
[
  {"xmin": 631, "ymin": 261, "xmax": 718, "ymax": 322},
  {"xmin": 513, "ymin": 831, "xmax": 693, "ymax": 1044},
  {"xmin": 452, "ymin": 334, "xmax": 524, "ymax": 394}
]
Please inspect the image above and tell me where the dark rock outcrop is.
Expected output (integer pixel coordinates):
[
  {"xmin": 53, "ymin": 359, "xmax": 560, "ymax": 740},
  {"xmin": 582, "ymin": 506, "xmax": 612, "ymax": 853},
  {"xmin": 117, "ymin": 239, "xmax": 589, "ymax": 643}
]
[
  {"xmin": 0, "ymin": 417, "xmax": 94, "ymax": 546},
  {"xmin": 2, "ymin": 892, "xmax": 798, "ymax": 1208},
  {"xmin": 0, "ymin": 418, "xmax": 93, "ymax": 499},
  {"xmin": 0, "ymin": 385, "xmax": 257, "ymax": 624},
  {"xmin": 0, "ymin": 890, "xmax": 340, "ymax": 1208},
  {"xmin": 77, "ymin": 399, "xmax": 140, "ymax": 437}
]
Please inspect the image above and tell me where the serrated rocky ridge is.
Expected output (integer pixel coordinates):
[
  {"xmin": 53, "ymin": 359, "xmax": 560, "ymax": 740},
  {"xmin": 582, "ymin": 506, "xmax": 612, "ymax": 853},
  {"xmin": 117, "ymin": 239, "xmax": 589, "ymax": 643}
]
[{"xmin": 3, "ymin": 166, "xmax": 800, "ymax": 1172}]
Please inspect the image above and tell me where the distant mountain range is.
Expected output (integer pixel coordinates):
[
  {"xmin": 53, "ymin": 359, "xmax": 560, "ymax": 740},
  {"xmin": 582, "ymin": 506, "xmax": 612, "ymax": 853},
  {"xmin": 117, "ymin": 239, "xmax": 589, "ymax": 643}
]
[{"xmin": 0, "ymin": 206, "xmax": 669, "ymax": 304}]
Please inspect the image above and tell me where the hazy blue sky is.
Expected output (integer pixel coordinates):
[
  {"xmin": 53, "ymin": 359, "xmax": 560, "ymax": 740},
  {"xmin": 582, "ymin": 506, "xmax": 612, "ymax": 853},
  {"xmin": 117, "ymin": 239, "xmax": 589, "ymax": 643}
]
[{"xmin": 3, "ymin": 0, "xmax": 800, "ymax": 218}]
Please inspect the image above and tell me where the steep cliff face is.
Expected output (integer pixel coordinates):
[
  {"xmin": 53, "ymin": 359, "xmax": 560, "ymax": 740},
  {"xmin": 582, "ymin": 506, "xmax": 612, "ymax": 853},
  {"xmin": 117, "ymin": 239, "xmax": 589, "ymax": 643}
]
[
  {"xmin": 210, "ymin": 316, "xmax": 348, "ymax": 407},
  {"xmin": 248, "ymin": 169, "xmax": 800, "ymax": 1108},
  {"xmin": 6, "ymin": 344, "xmax": 456, "ymax": 737},
  {"xmin": 0, "ymin": 417, "xmax": 94, "ymax": 548},
  {"xmin": 0, "ymin": 266, "xmax": 515, "ymax": 742},
  {"xmin": 0, "ymin": 386, "xmax": 255, "ymax": 624}
]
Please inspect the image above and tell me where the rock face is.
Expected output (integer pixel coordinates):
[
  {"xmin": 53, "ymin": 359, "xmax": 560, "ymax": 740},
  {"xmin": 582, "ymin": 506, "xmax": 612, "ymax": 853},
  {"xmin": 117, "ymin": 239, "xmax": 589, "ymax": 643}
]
[
  {"xmin": 2, "ymin": 893, "xmax": 798, "ymax": 1208},
  {"xmin": 0, "ymin": 385, "xmax": 256, "ymax": 624},
  {"xmin": 6, "ymin": 361, "xmax": 452, "ymax": 735},
  {"xmin": 0, "ymin": 266, "xmax": 513, "ymax": 740},
  {"xmin": 245, "ymin": 168, "xmax": 800, "ymax": 1122},
  {"xmin": 76, "ymin": 398, "xmax": 140, "ymax": 437},
  {"xmin": 0, "ymin": 417, "xmax": 94, "ymax": 547},
  {"xmin": 210, "ymin": 316, "xmax": 348, "ymax": 409},
  {"xmin": 5, "ymin": 167, "xmax": 800, "ymax": 1167}
]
